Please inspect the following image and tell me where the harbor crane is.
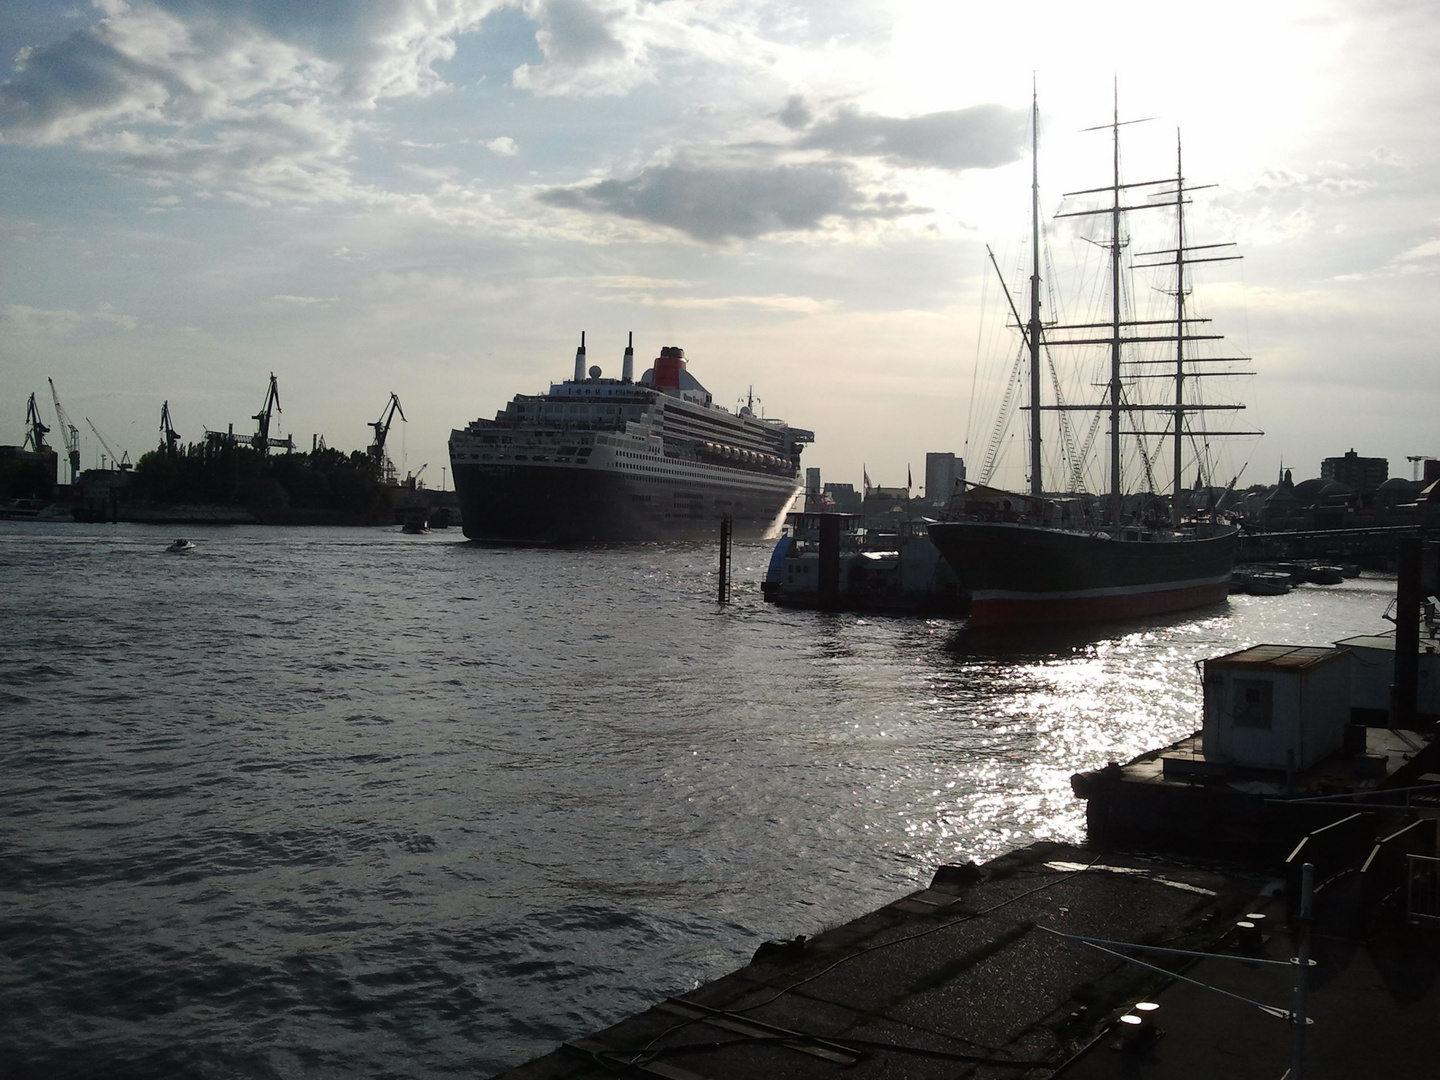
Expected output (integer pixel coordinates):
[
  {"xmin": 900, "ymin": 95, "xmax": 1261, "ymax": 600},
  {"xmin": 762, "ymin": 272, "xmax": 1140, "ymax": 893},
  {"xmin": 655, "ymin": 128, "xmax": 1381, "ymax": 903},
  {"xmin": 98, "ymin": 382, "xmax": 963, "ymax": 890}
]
[
  {"xmin": 48, "ymin": 379, "xmax": 82, "ymax": 483},
  {"xmin": 160, "ymin": 401, "xmax": 181, "ymax": 455},
  {"xmin": 23, "ymin": 393, "xmax": 50, "ymax": 453},
  {"xmin": 86, "ymin": 418, "xmax": 131, "ymax": 470},
  {"xmin": 368, "ymin": 393, "xmax": 405, "ymax": 482},
  {"xmin": 202, "ymin": 374, "xmax": 293, "ymax": 451},
  {"xmin": 252, "ymin": 373, "xmax": 282, "ymax": 454}
]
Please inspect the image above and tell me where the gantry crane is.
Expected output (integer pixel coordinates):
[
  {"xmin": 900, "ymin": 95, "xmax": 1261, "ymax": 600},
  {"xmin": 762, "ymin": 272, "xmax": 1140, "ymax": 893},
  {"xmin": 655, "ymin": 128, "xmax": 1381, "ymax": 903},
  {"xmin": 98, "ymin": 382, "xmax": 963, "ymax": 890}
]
[
  {"xmin": 368, "ymin": 393, "xmax": 405, "ymax": 482},
  {"xmin": 23, "ymin": 393, "xmax": 50, "ymax": 454},
  {"xmin": 86, "ymin": 418, "xmax": 131, "ymax": 470},
  {"xmin": 48, "ymin": 379, "xmax": 82, "ymax": 483},
  {"xmin": 160, "ymin": 401, "xmax": 181, "ymax": 455}
]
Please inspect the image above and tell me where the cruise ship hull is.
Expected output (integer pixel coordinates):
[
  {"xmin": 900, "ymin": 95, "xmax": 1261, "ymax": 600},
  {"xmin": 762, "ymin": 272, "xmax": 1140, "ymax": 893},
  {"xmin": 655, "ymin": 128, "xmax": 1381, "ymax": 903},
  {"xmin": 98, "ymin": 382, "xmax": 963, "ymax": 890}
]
[
  {"xmin": 452, "ymin": 461, "xmax": 797, "ymax": 543},
  {"xmin": 927, "ymin": 520, "xmax": 1238, "ymax": 628}
]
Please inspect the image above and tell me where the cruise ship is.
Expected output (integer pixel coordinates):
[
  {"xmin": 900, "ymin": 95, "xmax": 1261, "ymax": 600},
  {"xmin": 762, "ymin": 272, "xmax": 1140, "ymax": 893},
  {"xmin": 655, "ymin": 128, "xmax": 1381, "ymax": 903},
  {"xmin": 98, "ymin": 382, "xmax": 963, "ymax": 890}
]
[{"xmin": 448, "ymin": 336, "xmax": 814, "ymax": 542}]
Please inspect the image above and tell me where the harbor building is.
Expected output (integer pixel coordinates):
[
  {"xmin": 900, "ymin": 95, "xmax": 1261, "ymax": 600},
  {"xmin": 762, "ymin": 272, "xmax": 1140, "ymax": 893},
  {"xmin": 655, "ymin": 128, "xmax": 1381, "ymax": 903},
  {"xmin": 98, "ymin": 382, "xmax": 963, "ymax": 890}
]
[
  {"xmin": 1321, "ymin": 449, "xmax": 1388, "ymax": 493},
  {"xmin": 924, "ymin": 452, "xmax": 964, "ymax": 508}
]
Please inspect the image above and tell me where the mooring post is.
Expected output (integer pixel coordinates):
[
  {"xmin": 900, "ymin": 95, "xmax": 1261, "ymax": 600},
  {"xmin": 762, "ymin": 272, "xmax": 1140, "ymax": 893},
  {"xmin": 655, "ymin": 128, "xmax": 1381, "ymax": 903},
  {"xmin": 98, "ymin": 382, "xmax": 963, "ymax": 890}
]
[
  {"xmin": 717, "ymin": 514, "xmax": 732, "ymax": 604},
  {"xmin": 1290, "ymin": 861, "xmax": 1314, "ymax": 1080},
  {"xmin": 818, "ymin": 513, "xmax": 841, "ymax": 611},
  {"xmin": 1391, "ymin": 536, "xmax": 1422, "ymax": 729}
]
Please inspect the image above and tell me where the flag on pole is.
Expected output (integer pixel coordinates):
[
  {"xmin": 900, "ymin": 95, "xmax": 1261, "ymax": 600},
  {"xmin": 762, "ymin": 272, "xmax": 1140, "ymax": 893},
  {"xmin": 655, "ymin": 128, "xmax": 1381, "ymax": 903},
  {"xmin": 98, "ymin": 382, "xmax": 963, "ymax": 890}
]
[
  {"xmin": 863, "ymin": 466, "xmax": 871, "ymax": 494},
  {"xmin": 907, "ymin": 465, "xmax": 912, "ymax": 491}
]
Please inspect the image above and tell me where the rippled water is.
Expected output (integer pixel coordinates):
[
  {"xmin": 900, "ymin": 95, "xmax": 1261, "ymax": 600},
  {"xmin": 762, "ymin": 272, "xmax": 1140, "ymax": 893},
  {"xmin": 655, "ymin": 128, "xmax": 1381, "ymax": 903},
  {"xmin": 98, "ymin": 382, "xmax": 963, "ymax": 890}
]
[{"xmin": 0, "ymin": 523, "xmax": 1397, "ymax": 1076}]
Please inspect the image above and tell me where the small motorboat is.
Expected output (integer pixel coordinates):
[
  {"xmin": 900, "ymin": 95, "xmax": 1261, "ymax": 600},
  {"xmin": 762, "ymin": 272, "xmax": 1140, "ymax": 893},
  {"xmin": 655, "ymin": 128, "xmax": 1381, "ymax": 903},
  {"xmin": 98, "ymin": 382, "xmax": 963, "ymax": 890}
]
[
  {"xmin": 166, "ymin": 538, "xmax": 196, "ymax": 553},
  {"xmin": 1244, "ymin": 571, "xmax": 1293, "ymax": 596}
]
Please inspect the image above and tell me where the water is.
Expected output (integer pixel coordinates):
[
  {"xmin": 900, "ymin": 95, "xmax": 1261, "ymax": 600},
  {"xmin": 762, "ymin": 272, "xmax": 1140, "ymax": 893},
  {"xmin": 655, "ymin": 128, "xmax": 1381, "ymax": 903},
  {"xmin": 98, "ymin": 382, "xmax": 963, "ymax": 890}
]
[{"xmin": 0, "ymin": 524, "xmax": 1396, "ymax": 1076}]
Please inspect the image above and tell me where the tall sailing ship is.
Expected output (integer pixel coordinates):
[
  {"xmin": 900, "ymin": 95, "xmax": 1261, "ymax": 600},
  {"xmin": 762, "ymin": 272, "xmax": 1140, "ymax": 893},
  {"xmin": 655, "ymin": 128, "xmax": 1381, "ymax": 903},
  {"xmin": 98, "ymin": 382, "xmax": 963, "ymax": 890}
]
[
  {"xmin": 448, "ymin": 336, "xmax": 813, "ymax": 542},
  {"xmin": 928, "ymin": 93, "xmax": 1255, "ymax": 628}
]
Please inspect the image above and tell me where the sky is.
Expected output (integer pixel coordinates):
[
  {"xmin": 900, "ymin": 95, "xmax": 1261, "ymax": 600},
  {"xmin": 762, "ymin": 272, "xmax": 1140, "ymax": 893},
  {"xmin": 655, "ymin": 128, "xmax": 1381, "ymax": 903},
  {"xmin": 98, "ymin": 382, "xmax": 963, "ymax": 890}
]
[{"xmin": 2, "ymin": 0, "xmax": 1437, "ymax": 496}]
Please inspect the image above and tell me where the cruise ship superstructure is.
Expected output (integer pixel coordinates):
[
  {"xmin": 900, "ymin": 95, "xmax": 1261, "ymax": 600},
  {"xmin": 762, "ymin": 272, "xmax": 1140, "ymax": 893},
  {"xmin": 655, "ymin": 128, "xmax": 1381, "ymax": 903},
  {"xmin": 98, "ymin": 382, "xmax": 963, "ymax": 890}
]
[{"xmin": 448, "ymin": 336, "xmax": 813, "ymax": 542}]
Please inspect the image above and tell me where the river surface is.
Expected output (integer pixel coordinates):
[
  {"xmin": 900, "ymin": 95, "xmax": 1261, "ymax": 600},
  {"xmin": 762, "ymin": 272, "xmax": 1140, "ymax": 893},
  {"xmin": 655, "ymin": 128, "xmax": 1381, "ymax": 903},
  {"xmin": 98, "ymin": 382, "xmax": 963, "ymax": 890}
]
[{"xmin": 0, "ymin": 523, "xmax": 1398, "ymax": 1077}]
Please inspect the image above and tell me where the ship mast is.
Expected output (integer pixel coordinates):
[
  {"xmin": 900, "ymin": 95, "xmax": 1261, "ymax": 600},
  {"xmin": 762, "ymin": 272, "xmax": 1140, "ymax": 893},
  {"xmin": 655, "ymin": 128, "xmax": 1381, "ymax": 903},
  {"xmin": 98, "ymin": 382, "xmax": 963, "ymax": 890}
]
[
  {"xmin": 1027, "ymin": 85, "xmax": 1043, "ymax": 498},
  {"xmin": 1171, "ymin": 135, "xmax": 1189, "ymax": 526},
  {"xmin": 1133, "ymin": 132, "xmax": 1247, "ymax": 526},
  {"xmin": 1041, "ymin": 91, "xmax": 1253, "ymax": 529},
  {"xmin": 1107, "ymin": 87, "xmax": 1124, "ymax": 525}
]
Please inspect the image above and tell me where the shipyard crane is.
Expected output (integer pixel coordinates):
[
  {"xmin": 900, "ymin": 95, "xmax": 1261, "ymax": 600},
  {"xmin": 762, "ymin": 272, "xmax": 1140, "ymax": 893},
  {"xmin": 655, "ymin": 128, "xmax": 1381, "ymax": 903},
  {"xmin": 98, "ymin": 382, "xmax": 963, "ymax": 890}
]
[
  {"xmin": 23, "ymin": 393, "xmax": 50, "ymax": 453},
  {"xmin": 368, "ymin": 393, "xmax": 405, "ymax": 482},
  {"xmin": 160, "ymin": 401, "xmax": 181, "ymax": 455},
  {"xmin": 86, "ymin": 418, "xmax": 131, "ymax": 470},
  {"xmin": 252, "ymin": 373, "xmax": 282, "ymax": 454},
  {"xmin": 48, "ymin": 379, "xmax": 82, "ymax": 483},
  {"xmin": 405, "ymin": 463, "xmax": 427, "ymax": 489}
]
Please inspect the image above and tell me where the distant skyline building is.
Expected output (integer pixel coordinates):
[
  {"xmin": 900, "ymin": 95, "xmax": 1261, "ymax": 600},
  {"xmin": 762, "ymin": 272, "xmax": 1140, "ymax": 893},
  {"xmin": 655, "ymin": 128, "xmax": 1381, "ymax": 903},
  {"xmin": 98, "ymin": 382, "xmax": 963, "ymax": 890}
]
[
  {"xmin": 924, "ymin": 453, "xmax": 965, "ymax": 507},
  {"xmin": 1321, "ymin": 449, "xmax": 1388, "ymax": 492},
  {"xmin": 822, "ymin": 482, "xmax": 862, "ymax": 512}
]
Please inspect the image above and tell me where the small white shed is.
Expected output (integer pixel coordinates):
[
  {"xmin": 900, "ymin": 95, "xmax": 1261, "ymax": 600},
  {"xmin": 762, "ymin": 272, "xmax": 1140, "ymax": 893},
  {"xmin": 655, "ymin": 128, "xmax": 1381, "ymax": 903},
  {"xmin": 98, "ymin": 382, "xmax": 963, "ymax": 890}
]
[{"xmin": 1202, "ymin": 644, "xmax": 1351, "ymax": 771}]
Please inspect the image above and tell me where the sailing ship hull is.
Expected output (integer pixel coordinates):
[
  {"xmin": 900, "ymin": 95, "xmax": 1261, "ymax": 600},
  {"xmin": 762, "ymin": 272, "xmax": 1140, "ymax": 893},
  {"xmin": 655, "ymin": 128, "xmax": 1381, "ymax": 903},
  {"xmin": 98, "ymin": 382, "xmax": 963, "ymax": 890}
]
[
  {"xmin": 927, "ymin": 520, "xmax": 1238, "ymax": 628},
  {"xmin": 451, "ymin": 460, "xmax": 796, "ymax": 543}
]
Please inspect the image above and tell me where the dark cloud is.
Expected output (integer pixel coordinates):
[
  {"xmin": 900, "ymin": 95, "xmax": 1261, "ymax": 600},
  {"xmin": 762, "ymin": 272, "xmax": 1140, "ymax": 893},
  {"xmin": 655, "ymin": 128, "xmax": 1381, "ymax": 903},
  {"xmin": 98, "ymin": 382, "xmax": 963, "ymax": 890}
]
[
  {"xmin": 538, "ymin": 161, "xmax": 914, "ymax": 241},
  {"xmin": 797, "ymin": 104, "xmax": 1027, "ymax": 170},
  {"xmin": 0, "ymin": 27, "xmax": 170, "ymax": 140},
  {"xmin": 0, "ymin": 1, "xmax": 501, "ymax": 145},
  {"xmin": 777, "ymin": 94, "xmax": 812, "ymax": 131},
  {"xmin": 533, "ymin": 0, "xmax": 627, "ymax": 66}
]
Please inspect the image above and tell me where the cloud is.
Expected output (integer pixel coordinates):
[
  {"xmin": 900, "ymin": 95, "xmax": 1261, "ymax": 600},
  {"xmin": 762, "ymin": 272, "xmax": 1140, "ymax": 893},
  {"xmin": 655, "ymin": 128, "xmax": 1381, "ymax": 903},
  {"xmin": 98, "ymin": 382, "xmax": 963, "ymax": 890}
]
[
  {"xmin": 793, "ymin": 104, "xmax": 1028, "ymax": 170},
  {"xmin": 0, "ymin": 1, "xmax": 503, "ymax": 201},
  {"xmin": 1247, "ymin": 164, "xmax": 1373, "ymax": 198},
  {"xmin": 510, "ymin": 0, "xmax": 652, "ymax": 97},
  {"xmin": 1398, "ymin": 238, "xmax": 1440, "ymax": 262},
  {"xmin": 776, "ymin": 94, "xmax": 811, "ymax": 131},
  {"xmin": 2, "ymin": 302, "xmax": 137, "ymax": 333},
  {"xmin": 590, "ymin": 274, "xmax": 691, "ymax": 289},
  {"xmin": 608, "ymin": 292, "xmax": 838, "ymax": 313},
  {"xmin": 538, "ymin": 158, "xmax": 917, "ymax": 241},
  {"xmin": 485, "ymin": 135, "xmax": 518, "ymax": 156}
]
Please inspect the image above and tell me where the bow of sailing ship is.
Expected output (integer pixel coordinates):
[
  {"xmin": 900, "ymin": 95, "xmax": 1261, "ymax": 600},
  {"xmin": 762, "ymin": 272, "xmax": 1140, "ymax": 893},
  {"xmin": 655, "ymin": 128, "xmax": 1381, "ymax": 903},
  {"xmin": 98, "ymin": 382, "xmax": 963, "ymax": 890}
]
[
  {"xmin": 448, "ymin": 336, "xmax": 813, "ymax": 543},
  {"xmin": 929, "ymin": 92, "xmax": 1255, "ymax": 628}
]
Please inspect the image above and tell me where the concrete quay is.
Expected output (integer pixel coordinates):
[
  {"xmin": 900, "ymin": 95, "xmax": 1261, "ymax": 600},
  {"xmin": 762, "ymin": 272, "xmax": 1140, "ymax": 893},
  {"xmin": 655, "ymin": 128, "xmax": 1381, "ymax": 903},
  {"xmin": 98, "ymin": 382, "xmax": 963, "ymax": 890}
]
[{"xmin": 492, "ymin": 840, "xmax": 1440, "ymax": 1079}]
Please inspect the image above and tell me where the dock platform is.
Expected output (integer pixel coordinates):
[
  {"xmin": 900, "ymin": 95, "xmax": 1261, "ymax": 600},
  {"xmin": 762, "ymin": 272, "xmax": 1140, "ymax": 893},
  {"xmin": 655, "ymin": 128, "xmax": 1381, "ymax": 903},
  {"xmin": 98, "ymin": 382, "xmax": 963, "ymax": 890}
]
[
  {"xmin": 494, "ymin": 838, "xmax": 1440, "ymax": 1078},
  {"xmin": 493, "ymin": 844, "xmax": 1274, "ymax": 1078}
]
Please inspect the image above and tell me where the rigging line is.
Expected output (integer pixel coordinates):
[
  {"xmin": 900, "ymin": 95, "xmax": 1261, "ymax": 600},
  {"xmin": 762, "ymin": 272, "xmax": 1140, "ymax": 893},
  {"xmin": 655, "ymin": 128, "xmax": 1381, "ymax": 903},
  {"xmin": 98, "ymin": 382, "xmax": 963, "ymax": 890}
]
[
  {"xmin": 980, "ymin": 346, "xmax": 1026, "ymax": 486},
  {"xmin": 965, "ymin": 248, "xmax": 992, "ymax": 462},
  {"xmin": 1038, "ymin": 206, "xmax": 1085, "ymax": 492},
  {"xmin": 1045, "ymin": 348, "xmax": 1083, "ymax": 492}
]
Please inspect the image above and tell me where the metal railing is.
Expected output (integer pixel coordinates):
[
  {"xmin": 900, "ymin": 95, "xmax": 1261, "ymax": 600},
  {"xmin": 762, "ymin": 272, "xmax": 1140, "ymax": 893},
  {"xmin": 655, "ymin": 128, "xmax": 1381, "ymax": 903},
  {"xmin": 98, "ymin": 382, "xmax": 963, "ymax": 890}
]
[{"xmin": 1407, "ymin": 854, "xmax": 1440, "ymax": 924}]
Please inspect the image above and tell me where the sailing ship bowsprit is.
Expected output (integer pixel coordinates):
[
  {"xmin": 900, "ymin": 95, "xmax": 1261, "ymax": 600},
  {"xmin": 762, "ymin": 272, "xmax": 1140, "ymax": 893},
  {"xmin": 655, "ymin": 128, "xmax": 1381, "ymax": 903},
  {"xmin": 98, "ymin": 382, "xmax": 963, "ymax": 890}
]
[{"xmin": 928, "ymin": 93, "xmax": 1256, "ymax": 628}]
